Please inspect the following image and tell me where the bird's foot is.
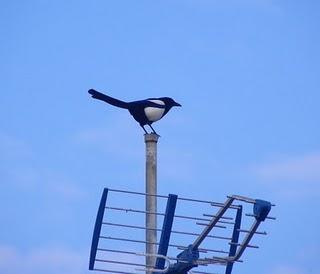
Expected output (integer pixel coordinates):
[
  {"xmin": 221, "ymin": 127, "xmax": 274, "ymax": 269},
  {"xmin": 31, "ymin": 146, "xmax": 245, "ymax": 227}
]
[
  {"xmin": 148, "ymin": 125, "xmax": 160, "ymax": 137},
  {"xmin": 151, "ymin": 131, "xmax": 160, "ymax": 137}
]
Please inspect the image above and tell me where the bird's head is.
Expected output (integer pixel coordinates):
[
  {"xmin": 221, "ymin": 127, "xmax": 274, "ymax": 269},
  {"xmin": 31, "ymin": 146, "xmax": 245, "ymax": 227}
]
[{"xmin": 161, "ymin": 97, "xmax": 182, "ymax": 108}]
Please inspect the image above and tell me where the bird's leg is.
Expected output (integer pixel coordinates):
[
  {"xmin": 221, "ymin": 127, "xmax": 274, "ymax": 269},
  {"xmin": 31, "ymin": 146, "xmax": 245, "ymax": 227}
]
[
  {"xmin": 141, "ymin": 125, "xmax": 149, "ymax": 134},
  {"xmin": 148, "ymin": 124, "xmax": 158, "ymax": 135}
]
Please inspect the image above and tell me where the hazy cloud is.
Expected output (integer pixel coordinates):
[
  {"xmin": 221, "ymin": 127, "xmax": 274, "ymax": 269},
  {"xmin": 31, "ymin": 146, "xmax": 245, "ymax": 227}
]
[
  {"xmin": 251, "ymin": 152, "xmax": 320, "ymax": 199},
  {"xmin": 73, "ymin": 113, "xmax": 142, "ymax": 158},
  {"xmin": 6, "ymin": 166, "xmax": 86, "ymax": 200},
  {"xmin": 0, "ymin": 132, "xmax": 32, "ymax": 159},
  {"xmin": 185, "ymin": 0, "xmax": 282, "ymax": 14},
  {"xmin": 0, "ymin": 245, "xmax": 87, "ymax": 274},
  {"xmin": 0, "ymin": 132, "xmax": 85, "ymax": 201},
  {"xmin": 268, "ymin": 265, "xmax": 308, "ymax": 274},
  {"xmin": 255, "ymin": 153, "xmax": 320, "ymax": 182}
]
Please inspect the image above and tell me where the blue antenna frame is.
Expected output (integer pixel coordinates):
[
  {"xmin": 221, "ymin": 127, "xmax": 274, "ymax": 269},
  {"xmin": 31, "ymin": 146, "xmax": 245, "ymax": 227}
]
[
  {"xmin": 89, "ymin": 188, "xmax": 108, "ymax": 271},
  {"xmin": 225, "ymin": 205, "xmax": 242, "ymax": 274},
  {"xmin": 154, "ymin": 194, "xmax": 178, "ymax": 271},
  {"xmin": 89, "ymin": 188, "xmax": 275, "ymax": 274}
]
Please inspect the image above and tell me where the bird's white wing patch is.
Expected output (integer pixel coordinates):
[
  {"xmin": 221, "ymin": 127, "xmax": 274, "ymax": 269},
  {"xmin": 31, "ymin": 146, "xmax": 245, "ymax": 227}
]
[
  {"xmin": 147, "ymin": 100, "xmax": 165, "ymax": 106},
  {"xmin": 144, "ymin": 100, "xmax": 165, "ymax": 122}
]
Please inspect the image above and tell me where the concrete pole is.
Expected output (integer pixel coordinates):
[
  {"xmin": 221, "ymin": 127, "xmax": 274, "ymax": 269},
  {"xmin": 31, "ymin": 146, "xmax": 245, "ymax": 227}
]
[{"xmin": 145, "ymin": 133, "xmax": 159, "ymax": 274}]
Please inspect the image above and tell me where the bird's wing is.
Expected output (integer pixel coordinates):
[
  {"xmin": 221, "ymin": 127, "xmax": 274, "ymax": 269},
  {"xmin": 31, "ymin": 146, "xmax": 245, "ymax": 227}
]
[
  {"xmin": 88, "ymin": 89, "xmax": 128, "ymax": 109},
  {"xmin": 129, "ymin": 99, "xmax": 165, "ymax": 109},
  {"xmin": 143, "ymin": 99, "xmax": 166, "ymax": 108}
]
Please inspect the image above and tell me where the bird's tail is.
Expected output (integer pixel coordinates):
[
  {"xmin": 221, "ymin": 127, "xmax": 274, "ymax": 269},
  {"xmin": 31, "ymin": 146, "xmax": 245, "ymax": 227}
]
[{"xmin": 88, "ymin": 89, "xmax": 129, "ymax": 109}]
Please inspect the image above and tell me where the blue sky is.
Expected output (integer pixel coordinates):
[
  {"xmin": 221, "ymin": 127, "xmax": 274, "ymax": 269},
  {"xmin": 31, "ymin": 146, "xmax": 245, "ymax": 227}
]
[{"xmin": 1, "ymin": 1, "xmax": 319, "ymax": 274}]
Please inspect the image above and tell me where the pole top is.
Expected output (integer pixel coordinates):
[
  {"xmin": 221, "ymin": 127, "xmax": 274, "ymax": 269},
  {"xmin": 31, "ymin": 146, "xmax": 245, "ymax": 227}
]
[{"xmin": 144, "ymin": 133, "xmax": 159, "ymax": 143}]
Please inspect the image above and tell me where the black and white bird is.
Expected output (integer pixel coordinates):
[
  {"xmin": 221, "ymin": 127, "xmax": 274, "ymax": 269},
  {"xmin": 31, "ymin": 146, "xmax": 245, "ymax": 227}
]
[{"xmin": 88, "ymin": 89, "xmax": 181, "ymax": 135}]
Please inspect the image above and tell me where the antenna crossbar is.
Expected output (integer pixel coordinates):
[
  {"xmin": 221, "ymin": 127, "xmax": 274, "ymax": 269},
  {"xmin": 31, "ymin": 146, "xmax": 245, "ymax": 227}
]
[
  {"xmin": 102, "ymin": 221, "xmax": 228, "ymax": 239},
  {"xmin": 93, "ymin": 268, "xmax": 137, "ymax": 274},
  {"xmin": 108, "ymin": 188, "xmax": 241, "ymax": 208},
  {"xmin": 106, "ymin": 206, "xmax": 233, "ymax": 225},
  {"xmin": 100, "ymin": 236, "xmax": 229, "ymax": 254}
]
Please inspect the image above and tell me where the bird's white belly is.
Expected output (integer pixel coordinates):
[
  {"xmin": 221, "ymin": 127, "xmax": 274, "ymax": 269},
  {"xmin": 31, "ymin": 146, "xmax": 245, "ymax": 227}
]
[{"xmin": 144, "ymin": 107, "xmax": 165, "ymax": 122}]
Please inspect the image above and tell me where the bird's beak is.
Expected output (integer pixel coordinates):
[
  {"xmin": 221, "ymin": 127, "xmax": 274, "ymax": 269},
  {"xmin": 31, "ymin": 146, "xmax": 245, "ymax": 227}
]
[{"xmin": 174, "ymin": 102, "xmax": 182, "ymax": 107}]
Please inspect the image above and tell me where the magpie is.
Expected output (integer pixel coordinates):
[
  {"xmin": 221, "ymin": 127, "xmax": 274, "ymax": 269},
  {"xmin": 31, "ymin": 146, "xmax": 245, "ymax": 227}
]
[{"xmin": 88, "ymin": 89, "xmax": 181, "ymax": 135}]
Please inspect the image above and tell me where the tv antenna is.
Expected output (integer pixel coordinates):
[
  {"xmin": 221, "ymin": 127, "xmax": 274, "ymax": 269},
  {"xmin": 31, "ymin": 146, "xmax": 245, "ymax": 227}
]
[{"xmin": 88, "ymin": 134, "xmax": 275, "ymax": 274}]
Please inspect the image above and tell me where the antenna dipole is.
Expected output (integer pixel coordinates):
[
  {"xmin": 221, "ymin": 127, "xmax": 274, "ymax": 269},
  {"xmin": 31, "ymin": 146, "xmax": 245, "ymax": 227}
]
[{"xmin": 145, "ymin": 133, "xmax": 159, "ymax": 274}]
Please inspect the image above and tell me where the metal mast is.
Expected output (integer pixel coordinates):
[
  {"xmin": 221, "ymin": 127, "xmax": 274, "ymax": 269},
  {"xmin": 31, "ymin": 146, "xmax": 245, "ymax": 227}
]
[{"xmin": 145, "ymin": 133, "xmax": 159, "ymax": 274}]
